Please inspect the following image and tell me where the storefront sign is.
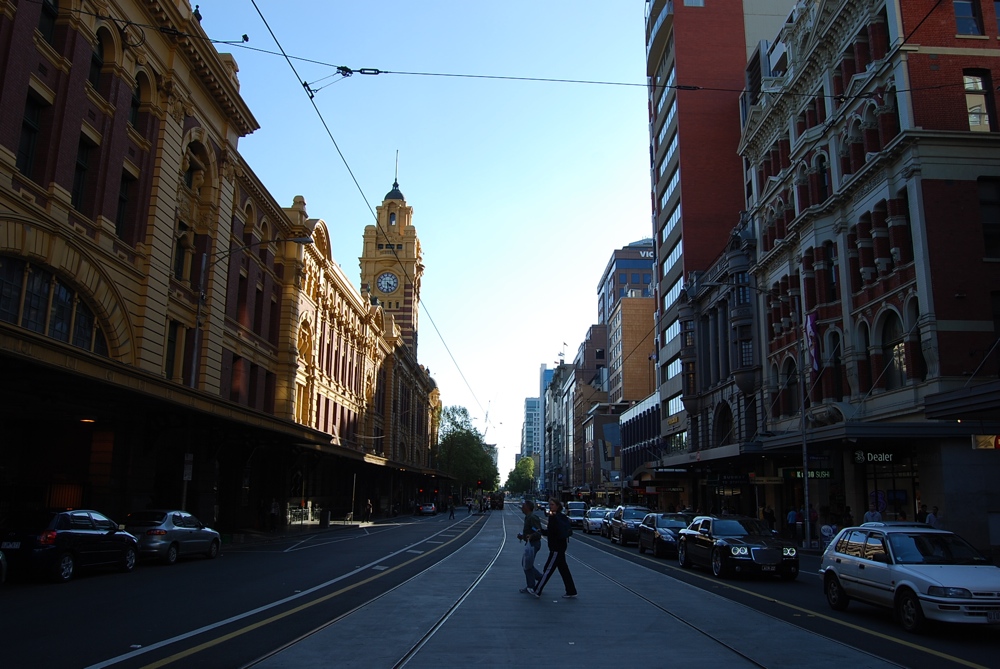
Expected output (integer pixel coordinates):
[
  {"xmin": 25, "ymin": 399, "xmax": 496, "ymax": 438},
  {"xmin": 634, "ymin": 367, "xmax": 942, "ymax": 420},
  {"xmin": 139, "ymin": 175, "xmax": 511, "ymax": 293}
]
[
  {"xmin": 854, "ymin": 450, "xmax": 893, "ymax": 463},
  {"xmin": 751, "ymin": 476, "xmax": 784, "ymax": 485},
  {"xmin": 972, "ymin": 435, "xmax": 1000, "ymax": 450},
  {"xmin": 657, "ymin": 487, "xmax": 685, "ymax": 492},
  {"xmin": 721, "ymin": 474, "xmax": 748, "ymax": 485},
  {"xmin": 784, "ymin": 468, "xmax": 834, "ymax": 479}
]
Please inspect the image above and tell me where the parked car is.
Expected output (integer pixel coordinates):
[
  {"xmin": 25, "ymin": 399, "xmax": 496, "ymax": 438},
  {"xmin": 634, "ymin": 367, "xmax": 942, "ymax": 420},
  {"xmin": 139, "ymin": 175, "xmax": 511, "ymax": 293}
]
[
  {"xmin": 600, "ymin": 509, "xmax": 615, "ymax": 538},
  {"xmin": 819, "ymin": 523, "xmax": 1000, "ymax": 633},
  {"xmin": 124, "ymin": 510, "xmax": 220, "ymax": 564},
  {"xmin": 0, "ymin": 509, "xmax": 138, "ymax": 582},
  {"xmin": 610, "ymin": 505, "xmax": 652, "ymax": 546},
  {"xmin": 417, "ymin": 502, "xmax": 437, "ymax": 516},
  {"xmin": 566, "ymin": 501, "xmax": 588, "ymax": 513},
  {"xmin": 677, "ymin": 515, "xmax": 799, "ymax": 580},
  {"xmin": 567, "ymin": 506, "xmax": 587, "ymax": 530},
  {"xmin": 583, "ymin": 508, "xmax": 607, "ymax": 534},
  {"xmin": 638, "ymin": 512, "xmax": 695, "ymax": 557}
]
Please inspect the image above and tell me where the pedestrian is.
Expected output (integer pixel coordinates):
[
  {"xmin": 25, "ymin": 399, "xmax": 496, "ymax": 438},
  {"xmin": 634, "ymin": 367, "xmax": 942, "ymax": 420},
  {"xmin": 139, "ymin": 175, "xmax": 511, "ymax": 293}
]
[
  {"xmin": 448, "ymin": 500, "xmax": 455, "ymax": 519},
  {"xmin": 763, "ymin": 506, "xmax": 775, "ymax": 531},
  {"xmin": 269, "ymin": 498, "xmax": 280, "ymax": 532},
  {"xmin": 916, "ymin": 504, "xmax": 928, "ymax": 523},
  {"xmin": 925, "ymin": 505, "xmax": 940, "ymax": 528},
  {"xmin": 863, "ymin": 502, "xmax": 882, "ymax": 523},
  {"xmin": 364, "ymin": 499, "xmax": 373, "ymax": 523},
  {"xmin": 842, "ymin": 506, "xmax": 854, "ymax": 527},
  {"xmin": 517, "ymin": 500, "xmax": 543, "ymax": 593},
  {"xmin": 785, "ymin": 507, "xmax": 797, "ymax": 538},
  {"xmin": 467, "ymin": 499, "xmax": 473, "ymax": 514},
  {"xmin": 528, "ymin": 498, "xmax": 577, "ymax": 600},
  {"xmin": 808, "ymin": 504, "xmax": 819, "ymax": 540}
]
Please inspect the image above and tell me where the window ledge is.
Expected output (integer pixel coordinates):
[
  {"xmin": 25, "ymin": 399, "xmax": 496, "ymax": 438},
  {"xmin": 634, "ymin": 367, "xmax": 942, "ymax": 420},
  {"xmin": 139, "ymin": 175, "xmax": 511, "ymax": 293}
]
[{"xmin": 955, "ymin": 34, "xmax": 989, "ymax": 40}]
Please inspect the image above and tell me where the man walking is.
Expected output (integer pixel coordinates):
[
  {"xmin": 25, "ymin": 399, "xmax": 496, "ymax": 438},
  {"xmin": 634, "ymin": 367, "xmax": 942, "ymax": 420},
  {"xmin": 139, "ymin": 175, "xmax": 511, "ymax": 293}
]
[
  {"xmin": 517, "ymin": 500, "xmax": 543, "ymax": 593},
  {"xmin": 863, "ymin": 502, "xmax": 882, "ymax": 523},
  {"xmin": 448, "ymin": 500, "xmax": 456, "ymax": 519},
  {"xmin": 528, "ymin": 499, "xmax": 578, "ymax": 599}
]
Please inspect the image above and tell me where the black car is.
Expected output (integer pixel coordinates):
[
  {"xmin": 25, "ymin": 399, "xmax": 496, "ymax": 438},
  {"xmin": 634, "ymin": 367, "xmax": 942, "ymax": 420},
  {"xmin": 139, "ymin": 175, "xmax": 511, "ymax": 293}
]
[
  {"xmin": 610, "ymin": 505, "xmax": 652, "ymax": 546},
  {"xmin": 0, "ymin": 509, "xmax": 139, "ymax": 582},
  {"xmin": 637, "ymin": 512, "xmax": 695, "ymax": 557},
  {"xmin": 677, "ymin": 515, "xmax": 799, "ymax": 580}
]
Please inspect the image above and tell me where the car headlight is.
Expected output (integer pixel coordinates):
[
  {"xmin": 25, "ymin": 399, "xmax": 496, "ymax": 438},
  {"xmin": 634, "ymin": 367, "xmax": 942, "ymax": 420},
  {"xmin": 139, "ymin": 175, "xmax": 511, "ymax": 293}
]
[
  {"xmin": 783, "ymin": 547, "xmax": 797, "ymax": 557},
  {"xmin": 927, "ymin": 586, "xmax": 973, "ymax": 598},
  {"xmin": 661, "ymin": 533, "xmax": 676, "ymax": 542},
  {"xmin": 625, "ymin": 522, "xmax": 635, "ymax": 528},
  {"xmin": 730, "ymin": 546, "xmax": 749, "ymax": 556}
]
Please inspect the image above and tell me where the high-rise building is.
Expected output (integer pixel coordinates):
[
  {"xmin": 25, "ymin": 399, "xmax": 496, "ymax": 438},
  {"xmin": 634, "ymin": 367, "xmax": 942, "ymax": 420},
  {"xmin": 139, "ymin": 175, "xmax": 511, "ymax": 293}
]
[
  {"xmin": 597, "ymin": 238, "xmax": 655, "ymax": 325},
  {"xmin": 645, "ymin": 0, "xmax": 793, "ymax": 452},
  {"xmin": 521, "ymin": 397, "xmax": 541, "ymax": 460}
]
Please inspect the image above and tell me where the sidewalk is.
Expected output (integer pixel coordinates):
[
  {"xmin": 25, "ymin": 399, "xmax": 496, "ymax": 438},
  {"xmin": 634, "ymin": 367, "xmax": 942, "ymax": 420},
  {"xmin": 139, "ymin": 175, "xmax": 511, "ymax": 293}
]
[{"xmin": 251, "ymin": 510, "xmax": 899, "ymax": 668}]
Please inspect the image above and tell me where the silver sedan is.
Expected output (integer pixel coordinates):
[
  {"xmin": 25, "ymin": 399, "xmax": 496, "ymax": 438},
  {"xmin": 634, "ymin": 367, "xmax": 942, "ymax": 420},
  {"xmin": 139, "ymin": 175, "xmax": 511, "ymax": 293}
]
[{"xmin": 124, "ymin": 510, "xmax": 221, "ymax": 565}]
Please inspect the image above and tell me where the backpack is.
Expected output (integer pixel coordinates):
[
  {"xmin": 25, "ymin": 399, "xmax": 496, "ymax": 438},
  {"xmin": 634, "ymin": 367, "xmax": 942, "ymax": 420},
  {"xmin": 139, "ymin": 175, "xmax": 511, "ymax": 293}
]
[{"xmin": 551, "ymin": 513, "xmax": 572, "ymax": 540}]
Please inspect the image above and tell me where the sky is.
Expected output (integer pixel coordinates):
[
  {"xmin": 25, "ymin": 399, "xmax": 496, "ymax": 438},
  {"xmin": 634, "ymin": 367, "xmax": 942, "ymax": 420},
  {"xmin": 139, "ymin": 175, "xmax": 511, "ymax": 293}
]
[{"xmin": 200, "ymin": 1, "xmax": 652, "ymax": 478}]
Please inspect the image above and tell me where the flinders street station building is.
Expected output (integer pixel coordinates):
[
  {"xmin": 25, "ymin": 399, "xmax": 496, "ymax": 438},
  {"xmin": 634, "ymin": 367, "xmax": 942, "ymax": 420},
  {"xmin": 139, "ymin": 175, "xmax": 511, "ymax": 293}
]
[{"xmin": 0, "ymin": 0, "xmax": 441, "ymax": 533}]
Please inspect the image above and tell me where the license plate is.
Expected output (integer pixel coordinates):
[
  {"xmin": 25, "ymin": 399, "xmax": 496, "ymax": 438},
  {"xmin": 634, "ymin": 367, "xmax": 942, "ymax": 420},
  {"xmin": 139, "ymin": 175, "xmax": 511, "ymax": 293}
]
[
  {"xmin": 1, "ymin": 541, "xmax": 20, "ymax": 550},
  {"xmin": 761, "ymin": 565, "xmax": 776, "ymax": 572},
  {"xmin": 988, "ymin": 610, "xmax": 1000, "ymax": 624}
]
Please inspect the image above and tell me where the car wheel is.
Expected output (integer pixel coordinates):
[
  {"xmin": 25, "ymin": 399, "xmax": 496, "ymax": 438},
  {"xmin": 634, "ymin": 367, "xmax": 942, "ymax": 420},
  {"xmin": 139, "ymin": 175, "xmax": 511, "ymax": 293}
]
[
  {"xmin": 824, "ymin": 573, "xmax": 850, "ymax": 611},
  {"xmin": 164, "ymin": 543, "xmax": 179, "ymax": 565},
  {"xmin": 52, "ymin": 552, "xmax": 75, "ymax": 582},
  {"xmin": 711, "ymin": 548, "xmax": 728, "ymax": 578},
  {"xmin": 206, "ymin": 539, "xmax": 220, "ymax": 559},
  {"xmin": 896, "ymin": 589, "xmax": 927, "ymax": 633},
  {"xmin": 678, "ymin": 541, "xmax": 690, "ymax": 568},
  {"xmin": 120, "ymin": 546, "xmax": 137, "ymax": 573}
]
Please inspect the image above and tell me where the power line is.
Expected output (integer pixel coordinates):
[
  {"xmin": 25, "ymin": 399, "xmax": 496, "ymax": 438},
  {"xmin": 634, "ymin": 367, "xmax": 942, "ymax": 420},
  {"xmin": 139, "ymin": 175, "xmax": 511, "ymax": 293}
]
[{"xmin": 247, "ymin": 0, "xmax": 489, "ymax": 420}]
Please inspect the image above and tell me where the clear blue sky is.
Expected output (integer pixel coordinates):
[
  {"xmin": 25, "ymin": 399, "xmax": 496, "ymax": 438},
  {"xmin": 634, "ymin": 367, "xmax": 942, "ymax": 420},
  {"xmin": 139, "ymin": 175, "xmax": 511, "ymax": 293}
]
[{"xmin": 203, "ymin": 1, "xmax": 652, "ymax": 478}]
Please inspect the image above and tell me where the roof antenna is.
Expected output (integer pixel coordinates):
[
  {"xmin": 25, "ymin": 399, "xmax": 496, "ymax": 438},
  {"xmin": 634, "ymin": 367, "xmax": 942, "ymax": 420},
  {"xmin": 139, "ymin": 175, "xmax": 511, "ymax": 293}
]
[{"xmin": 394, "ymin": 150, "xmax": 399, "ymax": 188}]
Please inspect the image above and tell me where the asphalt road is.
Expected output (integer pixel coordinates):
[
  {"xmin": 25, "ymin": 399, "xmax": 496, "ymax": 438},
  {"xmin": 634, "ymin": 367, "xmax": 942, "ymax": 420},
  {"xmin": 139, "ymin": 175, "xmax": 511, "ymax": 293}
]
[
  {"xmin": 3, "ymin": 511, "xmax": 998, "ymax": 669},
  {"xmin": 574, "ymin": 528, "xmax": 1000, "ymax": 669},
  {"xmin": 0, "ymin": 513, "xmax": 482, "ymax": 669}
]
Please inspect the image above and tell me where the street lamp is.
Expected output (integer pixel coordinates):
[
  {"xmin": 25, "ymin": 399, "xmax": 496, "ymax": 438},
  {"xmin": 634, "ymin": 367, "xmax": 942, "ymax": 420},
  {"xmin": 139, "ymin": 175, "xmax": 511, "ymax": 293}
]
[
  {"xmin": 704, "ymin": 279, "xmax": 812, "ymax": 547},
  {"xmin": 189, "ymin": 236, "xmax": 313, "ymax": 388}
]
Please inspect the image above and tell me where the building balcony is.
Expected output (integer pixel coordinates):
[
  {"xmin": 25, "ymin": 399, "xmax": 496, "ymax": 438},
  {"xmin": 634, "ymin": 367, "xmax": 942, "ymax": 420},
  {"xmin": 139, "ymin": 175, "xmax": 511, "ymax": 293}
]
[{"xmin": 646, "ymin": 0, "xmax": 674, "ymax": 72}]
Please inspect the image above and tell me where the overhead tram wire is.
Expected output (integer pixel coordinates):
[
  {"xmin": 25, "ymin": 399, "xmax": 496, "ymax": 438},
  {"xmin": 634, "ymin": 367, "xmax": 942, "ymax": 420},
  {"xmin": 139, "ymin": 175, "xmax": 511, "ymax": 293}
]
[{"xmin": 247, "ymin": 0, "xmax": 489, "ymax": 420}]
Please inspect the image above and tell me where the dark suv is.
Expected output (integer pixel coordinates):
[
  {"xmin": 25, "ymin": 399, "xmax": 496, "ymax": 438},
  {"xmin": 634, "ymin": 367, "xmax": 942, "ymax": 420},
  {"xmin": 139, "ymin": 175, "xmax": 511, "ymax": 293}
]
[
  {"xmin": 610, "ymin": 505, "xmax": 651, "ymax": 546},
  {"xmin": 0, "ymin": 509, "xmax": 139, "ymax": 582}
]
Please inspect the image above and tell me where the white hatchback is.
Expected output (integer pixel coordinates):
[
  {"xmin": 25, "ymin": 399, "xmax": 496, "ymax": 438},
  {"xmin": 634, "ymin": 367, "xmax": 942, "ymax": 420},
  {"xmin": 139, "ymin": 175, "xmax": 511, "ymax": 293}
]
[{"xmin": 819, "ymin": 522, "xmax": 1000, "ymax": 633}]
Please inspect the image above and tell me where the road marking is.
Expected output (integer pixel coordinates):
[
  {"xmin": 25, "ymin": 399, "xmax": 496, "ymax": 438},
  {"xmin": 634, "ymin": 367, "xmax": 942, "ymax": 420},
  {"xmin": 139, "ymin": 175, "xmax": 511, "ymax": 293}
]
[
  {"xmin": 372, "ymin": 565, "xmax": 388, "ymax": 571},
  {"xmin": 406, "ymin": 549, "xmax": 424, "ymax": 554},
  {"xmin": 84, "ymin": 518, "xmax": 483, "ymax": 669},
  {"xmin": 579, "ymin": 535, "xmax": 989, "ymax": 669}
]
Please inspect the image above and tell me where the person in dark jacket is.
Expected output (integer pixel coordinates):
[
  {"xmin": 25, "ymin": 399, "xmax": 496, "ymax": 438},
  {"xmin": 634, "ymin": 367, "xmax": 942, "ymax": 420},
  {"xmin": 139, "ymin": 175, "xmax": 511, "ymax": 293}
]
[{"xmin": 528, "ymin": 498, "xmax": 578, "ymax": 599}]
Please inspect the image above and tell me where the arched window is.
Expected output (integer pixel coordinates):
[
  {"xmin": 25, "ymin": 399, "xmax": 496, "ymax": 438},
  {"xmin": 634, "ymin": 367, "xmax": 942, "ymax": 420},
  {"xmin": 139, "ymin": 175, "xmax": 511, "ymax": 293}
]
[
  {"xmin": 816, "ymin": 155, "xmax": 829, "ymax": 202},
  {"xmin": 882, "ymin": 313, "xmax": 907, "ymax": 389},
  {"xmin": 89, "ymin": 33, "xmax": 104, "ymax": 89}
]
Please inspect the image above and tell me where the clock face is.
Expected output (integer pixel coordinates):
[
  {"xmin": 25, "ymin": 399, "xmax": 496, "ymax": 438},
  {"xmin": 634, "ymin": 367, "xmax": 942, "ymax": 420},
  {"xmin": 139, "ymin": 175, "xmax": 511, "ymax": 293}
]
[{"xmin": 376, "ymin": 271, "xmax": 399, "ymax": 293}]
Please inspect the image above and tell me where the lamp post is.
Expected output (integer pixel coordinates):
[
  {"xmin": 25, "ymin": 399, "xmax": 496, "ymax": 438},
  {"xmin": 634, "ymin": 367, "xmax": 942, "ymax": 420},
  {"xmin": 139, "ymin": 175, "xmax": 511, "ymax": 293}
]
[
  {"xmin": 704, "ymin": 279, "xmax": 812, "ymax": 547},
  {"xmin": 189, "ymin": 236, "xmax": 312, "ymax": 388}
]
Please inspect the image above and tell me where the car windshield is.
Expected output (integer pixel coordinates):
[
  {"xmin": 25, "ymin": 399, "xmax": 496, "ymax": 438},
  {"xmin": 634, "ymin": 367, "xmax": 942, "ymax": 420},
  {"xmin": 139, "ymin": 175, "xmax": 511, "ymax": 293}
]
[
  {"xmin": 888, "ymin": 532, "xmax": 989, "ymax": 565},
  {"xmin": 713, "ymin": 519, "xmax": 770, "ymax": 536},
  {"xmin": 587, "ymin": 509, "xmax": 605, "ymax": 518},
  {"xmin": 126, "ymin": 511, "xmax": 167, "ymax": 524},
  {"xmin": 655, "ymin": 516, "xmax": 688, "ymax": 529},
  {"xmin": 623, "ymin": 509, "xmax": 649, "ymax": 520},
  {"xmin": 568, "ymin": 509, "xmax": 586, "ymax": 517}
]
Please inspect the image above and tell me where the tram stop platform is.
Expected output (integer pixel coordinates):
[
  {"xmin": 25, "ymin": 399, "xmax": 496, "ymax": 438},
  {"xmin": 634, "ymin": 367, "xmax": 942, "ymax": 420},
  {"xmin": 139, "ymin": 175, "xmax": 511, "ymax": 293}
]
[{"xmin": 250, "ymin": 510, "xmax": 897, "ymax": 668}]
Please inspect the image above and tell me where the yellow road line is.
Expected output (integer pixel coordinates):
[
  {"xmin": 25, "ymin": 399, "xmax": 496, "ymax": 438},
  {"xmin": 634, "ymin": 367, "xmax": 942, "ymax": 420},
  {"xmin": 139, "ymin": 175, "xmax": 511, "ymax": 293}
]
[
  {"xmin": 140, "ymin": 517, "xmax": 484, "ymax": 669},
  {"xmin": 584, "ymin": 536, "xmax": 989, "ymax": 669}
]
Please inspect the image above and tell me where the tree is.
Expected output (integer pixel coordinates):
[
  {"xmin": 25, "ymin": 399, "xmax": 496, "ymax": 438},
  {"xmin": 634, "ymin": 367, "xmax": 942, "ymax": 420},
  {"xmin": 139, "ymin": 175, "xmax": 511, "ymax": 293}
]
[
  {"xmin": 504, "ymin": 457, "xmax": 534, "ymax": 494},
  {"xmin": 437, "ymin": 405, "xmax": 498, "ymax": 491}
]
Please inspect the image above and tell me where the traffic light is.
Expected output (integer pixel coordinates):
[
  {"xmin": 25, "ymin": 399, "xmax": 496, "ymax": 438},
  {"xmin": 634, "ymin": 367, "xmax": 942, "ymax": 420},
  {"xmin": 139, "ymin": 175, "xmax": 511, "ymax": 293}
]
[
  {"xmin": 419, "ymin": 488, "xmax": 424, "ymax": 493},
  {"xmin": 477, "ymin": 480, "xmax": 482, "ymax": 487}
]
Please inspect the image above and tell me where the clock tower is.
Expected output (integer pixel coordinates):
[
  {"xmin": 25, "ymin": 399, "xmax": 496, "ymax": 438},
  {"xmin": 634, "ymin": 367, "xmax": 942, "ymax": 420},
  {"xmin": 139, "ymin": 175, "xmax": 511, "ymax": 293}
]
[{"xmin": 360, "ymin": 180, "xmax": 424, "ymax": 353}]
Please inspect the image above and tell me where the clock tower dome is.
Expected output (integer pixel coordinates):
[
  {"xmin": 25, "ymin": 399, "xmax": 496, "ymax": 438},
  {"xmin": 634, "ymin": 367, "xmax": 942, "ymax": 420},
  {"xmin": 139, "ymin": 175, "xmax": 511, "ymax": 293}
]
[{"xmin": 360, "ymin": 180, "xmax": 424, "ymax": 352}]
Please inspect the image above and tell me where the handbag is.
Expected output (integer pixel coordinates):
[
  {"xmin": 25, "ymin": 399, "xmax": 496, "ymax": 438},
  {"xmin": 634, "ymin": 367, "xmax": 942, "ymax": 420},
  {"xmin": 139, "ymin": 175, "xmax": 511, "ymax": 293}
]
[{"xmin": 521, "ymin": 542, "xmax": 535, "ymax": 570}]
